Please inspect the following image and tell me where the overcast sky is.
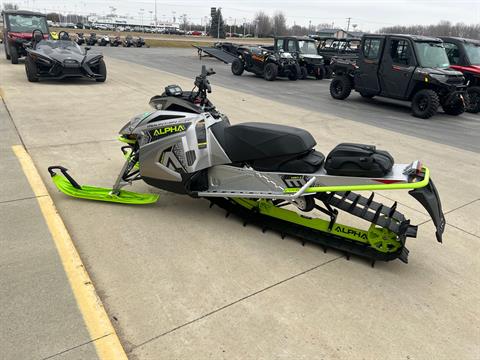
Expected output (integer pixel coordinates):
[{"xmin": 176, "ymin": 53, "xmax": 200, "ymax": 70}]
[{"xmin": 4, "ymin": 0, "xmax": 480, "ymax": 31}]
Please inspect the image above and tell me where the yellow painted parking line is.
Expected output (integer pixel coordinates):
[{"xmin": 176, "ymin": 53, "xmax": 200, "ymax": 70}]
[{"xmin": 12, "ymin": 145, "xmax": 128, "ymax": 360}]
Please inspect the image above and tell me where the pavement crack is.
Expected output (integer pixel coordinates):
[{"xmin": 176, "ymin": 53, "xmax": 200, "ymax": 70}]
[
  {"xmin": 0, "ymin": 195, "xmax": 48, "ymax": 205},
  {"xmin": 40, "ymin": 333, "xmax": 112, "ymax": 359},
  {"xmin": 444, "ymin": 198, "xmax": 480, "ymax": 215},
  {"xmin": 1, "ymin": 97, "xmax": 27, "ymax": 148},
  {"xmin": 130, "ymin": 256, "xmax": 341, "ymax": 352},
  {"xmin": 446, "ymin": 223, "xmax": 480, "ymax": 239},
  {"xmin": 28, "ymin": 138, "xmax": 118, "ymax": 150}
]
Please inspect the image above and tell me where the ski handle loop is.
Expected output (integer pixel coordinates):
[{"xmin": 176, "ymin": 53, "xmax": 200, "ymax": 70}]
[{"xmin": 47, "ymin": 166, "xmax": 82, "ymax": 190}]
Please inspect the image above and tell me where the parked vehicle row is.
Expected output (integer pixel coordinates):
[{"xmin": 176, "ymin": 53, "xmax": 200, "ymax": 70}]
[
  {"xmin": 329, "ymin": 34, "xmax": 473, "ymax": 118},
  {"xmin": 2, "ymin": 10, "xmax": 107, "ymax": 83},
  {"xmin": 78, "ymin": 33, "xmax": 149, "ymax": 48}
]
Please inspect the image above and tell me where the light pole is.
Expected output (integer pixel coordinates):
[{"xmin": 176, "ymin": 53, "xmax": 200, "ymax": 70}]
[
  {"xmin": 228, "ymin": 17, "xmax": 232, "ymax": 37},
  {"xmin": 243, "ymin": 18, "xmax": 246, "ymax": 37},
  {"xmin": 217, "ymin": 7, "xmax": 221, "ymax": 38},
  {"xmin": 139, "ymin": 9, "xmax": 144, "ymax": 32},
  {"xmin": 154, "ymin": 0, "xmax": 157, "ymax": 28}
]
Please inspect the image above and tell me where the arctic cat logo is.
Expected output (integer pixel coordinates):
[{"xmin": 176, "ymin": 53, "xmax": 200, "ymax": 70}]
[
  {"xmin": 334, "ymin": 226, "xmax": 368, "ymax": 240},
  {"xmin": 153, "ymin": 124, "xmax": 186, "ymax": 136},
  {"xmin": 282, "ymin": 175, "xmax": 307, "ymax": 188}
]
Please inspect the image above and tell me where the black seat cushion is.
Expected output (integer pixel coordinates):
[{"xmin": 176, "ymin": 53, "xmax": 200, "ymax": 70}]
[
  {"xmin": 224, "ymin": 122, "xmax": 316, "ymax": 162},
  {"xmin": 252, "ymin": 150, "xmax": 325, "ymax": 173}
]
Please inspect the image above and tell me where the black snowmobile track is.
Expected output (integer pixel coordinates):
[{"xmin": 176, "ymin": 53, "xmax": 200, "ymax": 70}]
[{"xmin": 207, "ymin": 197, "xmax": 410, "ymax": 266}]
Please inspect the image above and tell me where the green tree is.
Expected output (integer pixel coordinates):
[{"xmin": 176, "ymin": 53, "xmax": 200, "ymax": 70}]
[{"xmin": 210, "ymin": 8, "xmax": 225, "ymax": 38}]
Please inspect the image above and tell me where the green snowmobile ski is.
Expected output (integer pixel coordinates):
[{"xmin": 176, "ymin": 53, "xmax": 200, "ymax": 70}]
[{"xmin": 48, "ymin": 66, "xmax": 445, "ymax": 265}]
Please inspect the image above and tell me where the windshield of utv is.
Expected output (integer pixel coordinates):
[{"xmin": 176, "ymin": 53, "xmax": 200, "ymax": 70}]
[
  {"xmin": 414, "ymin": 41, "xmax": 450, "ymax": 68},
  {"xmin": 298, "ymin": 40, "xmax": 318, "ymax": 55},
  {"xmin": 464, "ymin": 42, "xmax": 480, "ymax": 65},
  {"xmin": 7, "ymin": 14, "xmax": 48, "ymax": 33}
]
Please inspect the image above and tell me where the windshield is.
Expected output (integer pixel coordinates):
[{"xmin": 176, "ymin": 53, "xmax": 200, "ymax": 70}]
[
  {"xmin": 37, "ymin": 40, "xmax": 82, "ymax": 53},
  {"xmin": 7, "ymin": 14, "xmax": 48, "ymax": 33},
  {"xmin": 414, "ymin": 42, "xmax": 450, "ymax": 68},
  {"xmin": 298, "ymin": 40, "xmax": 318, "ymax": 55},
  {"xmin": 464, "ymin": 42, "xmax": 480, "ymax": 65}
]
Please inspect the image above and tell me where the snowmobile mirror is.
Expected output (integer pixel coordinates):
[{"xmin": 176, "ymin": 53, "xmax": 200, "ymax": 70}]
[
  {"xmin": 85, "ymin": 46, "xmax": 91, "ymax": 51},
  {"xmin": 165, "ymin": 85, "xmax": 183, "ymax": 96}
]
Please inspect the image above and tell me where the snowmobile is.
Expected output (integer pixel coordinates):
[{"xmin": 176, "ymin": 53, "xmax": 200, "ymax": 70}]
[{"xmin": 48, "ymin": 66, "xmax": 445, "ymax": 265}]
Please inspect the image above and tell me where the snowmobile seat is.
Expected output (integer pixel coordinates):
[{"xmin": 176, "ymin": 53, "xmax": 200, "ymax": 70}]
[{"xmin": 223, "ymin": 122, "xmax": 317, "ymax": 162}]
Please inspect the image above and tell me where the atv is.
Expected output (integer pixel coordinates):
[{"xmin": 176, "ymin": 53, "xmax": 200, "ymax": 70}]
[
  {"xmin": 24, "ymin": 30, "xmax": 107, "ymax": 82},
  {"xmin": 316, "ymin": 37, "xmax": 361, "ymax": 78},
  {"xmin": 75, "ymin": 32, "xmax": 85, "ymax": 46},
  {"xmin": 1, "ymin": 9, "xmax": 49, "ymax": 64},
  {"xmin": 98, "ymin": 35, "xmax": 110, "ymax": 46},
  {"xmin": 111, "ymin": 36, "xmax": 122, "ymax": 47},
  {"xmin": 48, "ymin": 66, "xmax": 445, "ymax": 266},
  {"xmin": 274, "ymin": 36, "xmax": 325, "ymax": 79},
  {"xmin": 441, "ymin": 37, "xmax": 480, "ymax": 113},
  {"xmin": 330, "ymin": 34, "xmax": 468, "ymax": 119},
  {"xmin": 86, "ymin": 33, "xmax": 97, "ymax": 46},
  {"xmin": 231, "ymin": 45, "xmax": 301, "ymax": 81}
]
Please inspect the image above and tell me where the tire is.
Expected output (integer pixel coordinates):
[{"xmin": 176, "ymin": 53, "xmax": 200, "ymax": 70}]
[
  {"xmin": 4, "ymin": 40, "xmax": 11, "ymax": 60},
  {"xmin": 442, "ymin": 93, "xmax": 466, "ymax": 116},
  {"xmin": 329, "ymin": 75, "xmax": 352, "ymax": 100},
  {"xmin": 466, "ymin": 86, "xmax": 480, "ymax": 113},
  {"xmin": 95, "ymin": 59, "xmax": 107, "ymax": 82},
  {"xmin": 264, "ymin": 63, "xmax": 278, "ymax": 81},
  {"xmin": 25, "ymin": 56, "xmax": 39, "ymax": 82},
  {"xmin": 10, "ymin": 46, "xmax": 19, "ymax": 64},
  {"xmin": 411, "ymin": 89, "xmax": 439, "ymax": 119},
  {"xmin": 300, "ymin": 66, "xmax": 308, "ymax": 80},
  {"xmin": 288, "ymin": 64, "xmax": 301, "ymax": 80},
  {"xmin": 315, "ymin": 66, "xmax": 325, "ymax": 80},
  {"xmin": 231, "ymin": 58, "xmax": 244, "ymax": 76}
]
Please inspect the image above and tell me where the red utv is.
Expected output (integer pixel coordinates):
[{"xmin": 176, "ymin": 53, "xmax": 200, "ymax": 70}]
[
  {"xmin": 2, "ymin": 9, "xmax": 49, "ymax": 64},
  {"xmin": 441, "ymin": 37, "xmax": 480, "ymax": 113}
]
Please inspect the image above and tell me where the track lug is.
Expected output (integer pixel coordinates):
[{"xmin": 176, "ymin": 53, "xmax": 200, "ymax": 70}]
[
  {"xmin": 345, "ymin": 253, "xmax": 350, "ymax": 261},
  {"xmin": 225, "ymin": 212, "xmax": 230, "ymax": 218},
  {"xmin": 301, "ymin": 241, "xmax": 306, "ymax": 246},
  {"xmin": 209, "ymin": 201, "xmax": 214, "ymax": 208},
  {"xmin": 281, "ymin": 233, "xmax": 286, "ymax": 239},
  {"xmin": 371, "ymin": 261, "xmax": 375, "ymax": 268},
  {"xmin": 243, "ymin": 220, "xmax": 248, "ymax": 227},
  {"xmin": 262, "ymin": 227, "xmax": 267, "ymax": 233}
]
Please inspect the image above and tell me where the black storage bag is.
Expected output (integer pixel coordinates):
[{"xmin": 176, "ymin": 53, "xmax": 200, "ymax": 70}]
[{"xmin": 325, "ymin": 143, "xmax": 394, "ymax": 177}]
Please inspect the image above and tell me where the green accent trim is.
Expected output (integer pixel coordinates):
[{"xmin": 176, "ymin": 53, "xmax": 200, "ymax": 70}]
[
  {"xmin": 232, "ymin": 198, "xmax": 401, "ymax": 253},
  {"xmin": 51, "ymin": 174, "xmax": 159, "ymax": 204},
  {"xmin": 284, "ymin": 167, "xmax": 430, "ymax": 194},
  {"xmin": 118, "ymin": 136, "xmax": 136, "ymax": 145},
  {"xmin": 122, "ymin": 148, "xmax": 140, "ymax": 169}
]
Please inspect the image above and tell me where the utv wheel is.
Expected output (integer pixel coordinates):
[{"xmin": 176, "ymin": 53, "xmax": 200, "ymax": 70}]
[
  {"xmin": 442, "ymin": 94, "xmax": 466, "ymax": 116},
  {"xmin": 264, "ymin": 63, "xmax": 278, "ymax": 81},
  {"xmin": 329, "ymin": 75, "xmax": 352, "ymax": 100},
  {"xmin": 466, "ymin": 86, "xmax": 480, "ymax": 113},
  {"xmin": 315, "ymin": 66, "xmax": 325, "ymax": 80},
  {"xmin": 10, "ymin": 46, "xmax": 19, "ymax": 64},
  {"xmin": 300, "ymin": 66, "xmax": 308, "ymax": 80},
  {"xmin": 4, "ymin": 40, "xmax": 11, "ymax": 60},
  {"xmin": 411, "ymin": 89, "xmax": 439, "ymax": 119},
  {"xmin": 96, "ymin": 59, "xmax": 107, "ymax": 82},
  {"xmin": 25, "ymin": 56, "xmax": 39, "ymax": 82},
  {"xmin": 231, "ymin": 58, "xmax": 244, "ymax": 76}
]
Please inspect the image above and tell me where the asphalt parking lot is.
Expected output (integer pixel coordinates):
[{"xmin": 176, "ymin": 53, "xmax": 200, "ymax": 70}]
[
  {"xmin": 102, "ymin": 46, "xmax": 480, "ymax": 153},
  {"xmin": 1, "ymin": 47, "xmax": 479, "ymax": 360}
]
